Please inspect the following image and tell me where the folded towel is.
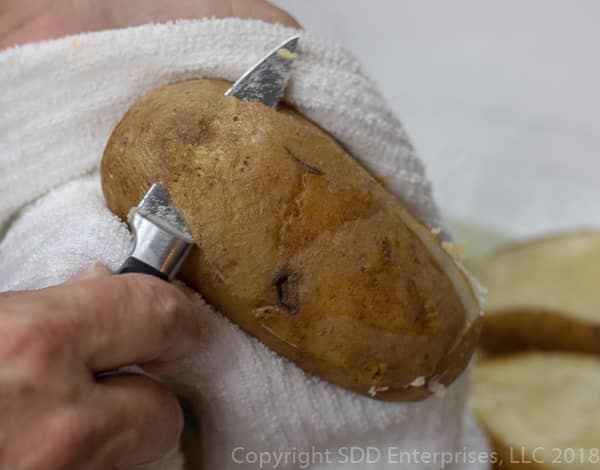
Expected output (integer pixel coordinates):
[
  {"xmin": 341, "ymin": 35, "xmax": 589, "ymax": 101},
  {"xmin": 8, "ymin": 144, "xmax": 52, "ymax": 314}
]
[{"xmin": 0, "ymin": 18, "xmax": 489, "ymax": 469}]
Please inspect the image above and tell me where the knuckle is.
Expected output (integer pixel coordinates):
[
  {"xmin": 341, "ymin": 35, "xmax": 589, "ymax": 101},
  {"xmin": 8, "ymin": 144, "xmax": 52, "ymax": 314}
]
[
  {"xmin": 152, "ymin": 284, "xmax": 185, "ymax": 341},
  {"xmin": 128, "ymin": 276, "xmax": 187, "ymax": 341}
]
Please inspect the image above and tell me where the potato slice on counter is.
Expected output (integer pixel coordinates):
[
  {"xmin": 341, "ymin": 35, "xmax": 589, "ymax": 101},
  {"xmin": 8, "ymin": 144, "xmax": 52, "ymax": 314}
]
[
  {"xmin": 470, "ymin": 231, "xmax": 600, "ymax": 354},
  {"xmin": 101, "ymin": 79, "xmax": 482, "ymax": 401},
  {"xmin": 469, "ymin": 353, "xmax": 600, "ymax": 470}
]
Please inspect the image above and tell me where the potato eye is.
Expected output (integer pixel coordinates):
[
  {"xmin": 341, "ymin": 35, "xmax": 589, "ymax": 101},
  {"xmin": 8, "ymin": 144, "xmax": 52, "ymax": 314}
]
[{"xmin": 275, "ymin": 271, "xmax": 300, "ymax": 313}]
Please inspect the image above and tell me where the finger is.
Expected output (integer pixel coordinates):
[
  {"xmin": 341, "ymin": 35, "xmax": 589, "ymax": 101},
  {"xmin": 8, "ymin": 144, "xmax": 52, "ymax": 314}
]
[
  {"xmin": 67, "ymin": 263, "xmax": 112, "ymax": 284},
  {"xmin": 92, "ymin": 373, "xmax": 183, "ymax": 468},
  {"xmin": 0, "ymin": 263, "xmax": 110, "ymax": 307},
  {"xmin": 0, "ymin": 274, "xmax": 202, "ymax": 372},
  {"xmin": 2, "ymin": 373, "xmax": 182, "ymax": 470}
]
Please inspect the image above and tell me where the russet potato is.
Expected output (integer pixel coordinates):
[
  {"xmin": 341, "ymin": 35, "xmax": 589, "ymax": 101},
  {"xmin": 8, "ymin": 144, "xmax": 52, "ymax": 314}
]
[{"xmin": 101, "ymin": 79, "xmax": 481, "ymax": 400}]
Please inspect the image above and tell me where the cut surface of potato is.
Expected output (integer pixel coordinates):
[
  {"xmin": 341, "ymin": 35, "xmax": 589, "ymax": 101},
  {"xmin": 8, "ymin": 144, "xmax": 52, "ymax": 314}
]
[
  {"xmin": 101, "ymin": 79, "xmax": 482, "ymax": 400},
  {"xmin": 470, "ymin": 353, "xmax": 600, "ymax": 469},
  {"xmin": 471, "ymin": 231, "xmax": 600, "ymax": 353}
]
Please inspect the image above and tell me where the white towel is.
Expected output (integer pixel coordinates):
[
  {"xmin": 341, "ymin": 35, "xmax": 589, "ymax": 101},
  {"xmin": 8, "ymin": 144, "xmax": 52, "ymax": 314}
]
[{"xmin": 0, "ymin": 18, "xmax": 489, "ymax": 470}]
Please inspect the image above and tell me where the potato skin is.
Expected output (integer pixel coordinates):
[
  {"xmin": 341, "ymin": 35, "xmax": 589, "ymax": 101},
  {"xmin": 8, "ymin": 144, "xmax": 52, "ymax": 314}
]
[
  {"xmin": 101, "ymin": 79, "xmax": 479, "ymax": 400},
  {"xmin": 471, "ymin": 231, "xmax": 600, "ymax": 356},
  {"xmin": 481, "ymin": 309, "xmax": 600, "ymax": 355}
]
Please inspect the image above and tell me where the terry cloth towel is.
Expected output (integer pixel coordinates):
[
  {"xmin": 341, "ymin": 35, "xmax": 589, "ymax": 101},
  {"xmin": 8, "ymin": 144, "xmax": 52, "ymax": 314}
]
[{"xmin": 0, "ymin": 18, "xmax": 489, "ymax": 470}]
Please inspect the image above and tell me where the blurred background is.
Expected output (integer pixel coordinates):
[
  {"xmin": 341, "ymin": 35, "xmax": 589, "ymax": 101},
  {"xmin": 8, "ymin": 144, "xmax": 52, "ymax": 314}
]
[{"xmin": 273, "ymin": 0, "xmax": 600, "ymax": 239}]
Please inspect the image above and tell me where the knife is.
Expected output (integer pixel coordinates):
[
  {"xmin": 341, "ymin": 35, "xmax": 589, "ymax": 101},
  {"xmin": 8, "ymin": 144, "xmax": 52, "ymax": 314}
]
[
  {"xmin": 117, "ymin": 35, "xmax": 299, "ymax": 278},
  {"xmin": 117, "ymin": 183, "xmax": 193, "ymax": 280}
]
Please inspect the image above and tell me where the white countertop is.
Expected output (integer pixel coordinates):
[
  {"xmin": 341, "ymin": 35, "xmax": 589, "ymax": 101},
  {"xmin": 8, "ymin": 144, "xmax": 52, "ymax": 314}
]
[{"xmin": 274, "ymin": 0, "xmax": 600, "ymax": 237}]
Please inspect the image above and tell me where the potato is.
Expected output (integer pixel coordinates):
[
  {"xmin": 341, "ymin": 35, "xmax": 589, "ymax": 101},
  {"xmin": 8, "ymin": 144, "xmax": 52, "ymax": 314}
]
[
  {"xmin": 101, "ymin": 79, "xmax": 481, "ymax": 400},
  {"xmin": 470, "ymin": 231, "xmax": 600, "ymax": 354},
  {"xmin": 469, "ymin": 353, "xmax": 600, "ymax": 469}
]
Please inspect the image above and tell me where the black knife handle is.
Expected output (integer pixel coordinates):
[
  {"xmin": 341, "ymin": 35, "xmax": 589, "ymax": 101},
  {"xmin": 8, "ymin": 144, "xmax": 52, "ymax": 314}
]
[{"xmin": 117, "ymin": 257, "xmax": 169, "ymax": 281}]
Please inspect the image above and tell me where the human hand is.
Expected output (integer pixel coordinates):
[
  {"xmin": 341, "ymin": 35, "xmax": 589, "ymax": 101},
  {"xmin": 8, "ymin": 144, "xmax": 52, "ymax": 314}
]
[
  {"xmin": 0, "ymin": 0, "xmax": 299, "ymax": 49},
  {"xmin": 0, "ymin": 265, "xmax": 202, "ymax": 469}
]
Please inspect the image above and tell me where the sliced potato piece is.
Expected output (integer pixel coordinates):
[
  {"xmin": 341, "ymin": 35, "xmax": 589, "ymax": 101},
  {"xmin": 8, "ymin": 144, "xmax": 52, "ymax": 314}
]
[
  {"xmin": 469, "ymin": 353, "xmax": 600, "ymax": 470},
  {"xmin": 470, "ymin": 231, "xmax": 600, "ymax": 354}
]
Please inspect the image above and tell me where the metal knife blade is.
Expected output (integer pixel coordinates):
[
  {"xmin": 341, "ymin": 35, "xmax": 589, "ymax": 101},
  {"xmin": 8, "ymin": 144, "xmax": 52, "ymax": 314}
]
[
  {"xmin": 134, "ymin": 183, "xmax": 193, "ymax": 243},
  {"xmin": 225, "ymin": 35, "xmax": 300, "ymax": 107},
  {"xmin": 118, "ymin": 183, "xmax": 193, "ymax": 280}
]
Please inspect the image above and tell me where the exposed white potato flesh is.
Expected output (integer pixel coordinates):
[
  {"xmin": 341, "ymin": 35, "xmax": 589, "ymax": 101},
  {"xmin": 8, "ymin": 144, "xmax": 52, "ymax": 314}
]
[{"xmin": 470, "ymin": 353, "xmax": 600, "ymax": 470}]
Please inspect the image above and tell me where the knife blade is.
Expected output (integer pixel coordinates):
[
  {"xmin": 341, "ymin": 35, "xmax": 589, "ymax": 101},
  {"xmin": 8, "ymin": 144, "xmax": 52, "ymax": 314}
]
[
  {"xmin": 225, "ymin": 35, "xmax": 299, "ymax": 107},
  {"xmin": 117, "ymin": 183, "xmax": 193, "ymax": 280}
]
